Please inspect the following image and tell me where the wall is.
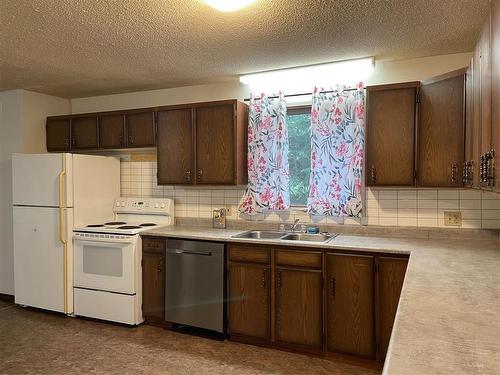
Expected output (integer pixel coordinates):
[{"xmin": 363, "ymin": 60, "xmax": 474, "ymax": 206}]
[{"xmin": 0, "ymin": 89, "xmax": 70, "ymax": 295}]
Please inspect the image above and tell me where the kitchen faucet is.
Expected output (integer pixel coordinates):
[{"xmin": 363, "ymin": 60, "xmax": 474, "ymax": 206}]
[{"xmin": 291, "ymin": 218, "xmax": 301, "ymax": 232}]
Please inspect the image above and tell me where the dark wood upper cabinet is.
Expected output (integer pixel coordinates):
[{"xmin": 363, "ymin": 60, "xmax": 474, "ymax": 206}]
[
  {"xmin": 275, "ymin": 267, "xmax": 322, "ymax": 349},
  {"xmin": 228, "ymin": 262, "xmax": 270, "ymax": 341},
  {"xmin": 375, "ymin": 256, "xmax": 408, "ymax": 362},
  {"xmin": 464, "ymin": 61, "xmax": 475, "ymax": 187},
  {"xmin": 142, "ymin": 237, "xmax": 166, "ymax": 325},
  {"xmin": 195, "ymin": 103, "xmax": 236, "ymax": 185},
  {"xmin": 479, "ymin": 15, "xmax": 492, "ymax": 161},
  {"xmin": 418, "ymin": 71, "xmax": 465, "ymax": 187},
  {"xmin": 157, "ymin": 108, "xmax": 194, "ymax": 185},
  {"xmin": 99, "ymin": 114, "xmax": 125, "ymax": 149},
  {"xmin": 46, "ymin": 118, "xmax": 71, "ymax": 152},
  {"xmin": 325, "ymin": 252, "xmax": 374, "ymax": 358},
  {"xmin": 71, "ymin": 115, "xmax": 98, "ymax": 150},
  {"xmin": 366, "ymin": 82, "xmax": 419, "ymax": 186},
  {"xmin": 126, "ymin": 111, "xmax": 156, "ymax": 148}
]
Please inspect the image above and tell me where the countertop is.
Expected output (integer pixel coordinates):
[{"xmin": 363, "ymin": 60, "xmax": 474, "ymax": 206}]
[{"xmin": 142, "ymin": 226, "xmax": 500, "ymax": 375}]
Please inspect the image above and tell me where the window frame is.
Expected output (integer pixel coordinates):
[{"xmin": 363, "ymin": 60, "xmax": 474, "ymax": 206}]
[{"xmin": 287, "ymin": 104, "xmax": 312, "ymax": 208}]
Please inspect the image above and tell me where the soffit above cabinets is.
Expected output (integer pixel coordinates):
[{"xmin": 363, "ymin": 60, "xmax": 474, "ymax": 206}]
[{"xmin": 0, "ymin": 0, "xmax": 490, "ymax": 98}]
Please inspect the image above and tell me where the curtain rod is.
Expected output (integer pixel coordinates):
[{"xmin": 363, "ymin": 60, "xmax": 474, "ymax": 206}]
[{"xmin": 243, "ymin": 87, "xmax": 364, "ymax": 101}]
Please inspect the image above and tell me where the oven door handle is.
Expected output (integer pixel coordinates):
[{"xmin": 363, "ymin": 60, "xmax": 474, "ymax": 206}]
[{"xmin": 174, "ymin": 249, "xmax": 212, "ymax": 257}]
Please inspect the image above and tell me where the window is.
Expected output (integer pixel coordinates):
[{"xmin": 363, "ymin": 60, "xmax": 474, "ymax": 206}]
[{"xmin": 287, "ymin": 106, "xmax": 311, "ymax": 206}]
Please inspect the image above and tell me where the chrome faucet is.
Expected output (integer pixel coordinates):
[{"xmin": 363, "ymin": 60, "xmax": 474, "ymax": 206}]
[{"xmin": 291, "ymin": 219, "xmax": 301, "ymax": 232}]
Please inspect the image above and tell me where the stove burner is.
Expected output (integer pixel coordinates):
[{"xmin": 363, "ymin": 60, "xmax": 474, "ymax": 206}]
[
  {"xmin": 140, "ymin": 223, "xmax": 157, "ymax": 227},
  {"xmin": 105, "ymin": 221, "xmax": 127, "ymax": 225},
  {"xmin": 117, "ymin": 225, "xmax": 142, "ymax": 230},
  {"xmin": 86, "ymin": 224, "xmax": 104, "ymax": 227}
]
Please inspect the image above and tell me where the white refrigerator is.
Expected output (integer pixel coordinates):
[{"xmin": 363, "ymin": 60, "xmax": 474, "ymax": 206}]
[{"xmin": 12, "ymin": 153, "xmax": 120, "ymax": 314}]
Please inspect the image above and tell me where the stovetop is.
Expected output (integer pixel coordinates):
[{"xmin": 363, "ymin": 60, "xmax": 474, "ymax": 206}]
[{"xmin": 74, "ymin": 221, "xmax": 162, "ymax": 235}]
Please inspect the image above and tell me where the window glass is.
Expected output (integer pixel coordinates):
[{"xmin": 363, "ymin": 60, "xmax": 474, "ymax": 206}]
[{"xmin": 287, "ymin": 108, "xmax": 311, "ymax": 206}]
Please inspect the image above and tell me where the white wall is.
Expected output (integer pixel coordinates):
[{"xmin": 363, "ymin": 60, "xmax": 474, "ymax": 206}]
[
  {"xmin": 0, "ymin": 90, "xmax": 70, "ymax": 295},
  {"xmin": 71, "ymin": 52, "xmax": 473, "ymax": 113}
]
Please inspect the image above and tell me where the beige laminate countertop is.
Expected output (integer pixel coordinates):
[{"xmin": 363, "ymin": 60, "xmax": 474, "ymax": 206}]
[{"xmin": 142, "ymin": 226, "xmax": 500, "ymax": 375}]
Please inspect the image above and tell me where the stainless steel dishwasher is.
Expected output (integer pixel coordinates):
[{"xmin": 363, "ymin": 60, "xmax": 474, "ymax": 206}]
[{"xmin": 165, "ymin": 239, "xmax": 225, "ymax": 334}]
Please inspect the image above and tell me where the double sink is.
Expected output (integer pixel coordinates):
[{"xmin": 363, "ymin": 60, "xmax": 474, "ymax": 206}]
[{"xmin": 232, "ymin": 230, "xmax": 336, "ymax": 243}]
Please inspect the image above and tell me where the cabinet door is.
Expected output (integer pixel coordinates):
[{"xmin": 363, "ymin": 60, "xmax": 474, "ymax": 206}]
[
  {"xmin": 46, "ymin": 118, "xmax": 71, "ymax": 151},
  {"xmin": 99, "ymin": 114, "xmax": 125, "ymax": 149},
  {"xmin": 366, "ymin": 84, "xmax": 417, "ymax": 186},
  {"xmin": 275, "ymin": 268, "xmax": 322, "ymax": 349},
  {"xmin": 418, "ymin": 74, "xmax": 465, "ymax": 187},
  {"xmin": 228, "ymin": 263, "xmax": 270, "ymax": 340},
  {"xmin": 326, "ymin": 253, "xmax": 374, "ymax": 357},
  {"xmin": 492, "ymin": 0, "xmax": 500, "ymax": 191},
  {"xmin": 375, "ymin": 257, "xmax": 408, "ymax": 362},
  {"xmin": 126, "ymin": 111, "xmax": 156, "ymax": 147},
  {"xmin": 479, "ymin": 16, "xmax": 492, "ymax": 163},
  {"xmin": 157, "ymin": 108, "xmax": 194, "ymax": 185},
  {"xmin": 195, "ymin": 104, "xmax": 235, "ymax": 184},
  {"xmin": 71, "ymin": 116, "xmax": 98, "ymax": 150},
  {"xmin": 142, "ymin": 251, "xmax": 165, "ymax": 324},
  {"xmin": 464, "ymin": 62, "xmax": 474, "ymax": 186},
  {"xmin": 472, "ymin": 43, "xmax": 482, "ymax": 188}
]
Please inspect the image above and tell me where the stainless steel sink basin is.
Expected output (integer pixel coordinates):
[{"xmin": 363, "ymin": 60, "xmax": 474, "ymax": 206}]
[
  {"xmin": 280, "ymin": 233, "xmax": 335, "ymax": 243},
  {"xmin": 232, "ymin": 230, "xmax": 286, "ymax": 240}
]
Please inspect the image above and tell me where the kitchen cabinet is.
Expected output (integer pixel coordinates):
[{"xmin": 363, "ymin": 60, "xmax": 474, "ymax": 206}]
[
  {"xmin": 275, "ymin": 267, "xmax": 322, "ymax": 349},
  {"xmin": 99, "ymin": 114, "xmax": 125, "ymax": 149},
  {"xmin": 228, "ymin": 263, "xmax": 271, "ymax": 341},
  {"xmin": 141, "ymin": 237, "xmax": 166, "ymax": 325},
  {"xmin": 157, "ymin": 108, "xmax": 194, "ymax": 184},
  {"xmin": 464, "ymin": 61, "xmax": 475, "ymax": 187},
  {"xmin": 46, "ymin": 118, "xmax": 71, "ymax": 151},
  {"xmin": 125, "ymin": 111, "xmax": 156, "ymax": 148},
  {"xmin": 375, "ymin": 256, "xmax": 408, "ymax": 362},
  {"xmin": 365, "ymin": 82, "xmax": 419, "ymax": 186},
  {"xmin": 418, "ymin": 71, "xmax": 465, "ymax": 187},
  {"xmin": 325, "ymin": 253, "xmax": 374, "ymax": 357},
  {"xmin": 156, "ymin": 100, "xmax": 248, "ymax": 186},
  {"xmin": 71, "ymin": 115, "xmax": 98, "ymax": 150}
]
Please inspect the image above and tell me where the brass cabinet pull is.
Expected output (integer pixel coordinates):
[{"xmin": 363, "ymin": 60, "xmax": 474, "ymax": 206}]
[
  {"xmin": 128, "ymin": 135, "xmax": 134, "ymax": 145},
  {"xmin": 261, "ymin": 269, "xmax": 266, "ymax": 288},
  {"xmin": 118, "ymin": 133, "xmax": 124, "ymax": 147},
  {"xmin": 370, "ymin": 165, "xmax": 376, "ymax": 184},
  {"xmin": 451, "ymin": 162, "xmax": 458, "ymax": 184},
  {"xmin": 185, "ymin": 170, "xmax": 191, "ymax": 182},
  {"xmin": 71, "ymin": 137, "xmax": 76, "ymax": 147},
  {"xmin": 330, "ymin": 277, "xmax": 336, "ymax": 297},
  {"xmin": 197, "ymin": 169, "xmax": 203, "ymax": 183},
  {"xmin": 277, "ymin": 270, "xmax": 282, "ymax": 289}
]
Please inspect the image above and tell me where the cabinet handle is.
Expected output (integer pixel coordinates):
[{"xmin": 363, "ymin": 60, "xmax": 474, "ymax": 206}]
[
  {"xmin": 118, "ymin": 133, "xmax": 124, "ymax": 147},
  {"xmin": 72, "ymin": 137, "xmax": 76, "ymax": 147},
  {"xmin": 277, "ymin": 270, "xmax": 282, "ymax": 289},
  {"xmin": 262, "ymin": 269, "xmax": 266, "ymax": 288},
  {"xmin": 128, "ymin": 135, "xmax": 134, "ymax": 145},
  {"xmin": 197, "ymin": 169, "xmax": 203, "ymax": 183},
  {"xmin": 370, "ymin": 165, "xmax": 376, "ymax": 184},
  {"xmin": 451, "ymin": 162, "xmax": 458, "ymax": 184},
  {"xmin": 185, "ymin": 170, "xmax": 191, "ymax": 182},
  {"xmin": 157, "ymin": 258, "xmax": 163, "ymax": 274},
  {"xmin": 330, "ymin": 277, "xmax": 336, "ymax": 297},
  {"xmin": 64, "ymin": 137, "xmax": 70, "ymax": 147}
]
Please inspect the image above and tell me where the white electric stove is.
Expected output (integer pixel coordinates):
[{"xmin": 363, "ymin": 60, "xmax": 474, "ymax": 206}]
[{"xmin": 73, "ymin": 197, "xmax": 174, "ymax": 325}]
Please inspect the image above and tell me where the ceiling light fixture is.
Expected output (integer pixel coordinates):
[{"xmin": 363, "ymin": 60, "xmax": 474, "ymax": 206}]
[
  {"xmin": 239, "ymin": 57, "xmax": 375, "ymax": 94},
  {"xmin": 204, "ymin": 0, "xmax": 257, "ymax": 12}
]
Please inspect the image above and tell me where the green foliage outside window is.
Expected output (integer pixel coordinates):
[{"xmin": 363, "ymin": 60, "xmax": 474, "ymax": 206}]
[{"xmin": 287, "ymin": 110, "xmax": 311, "ymax": 206}]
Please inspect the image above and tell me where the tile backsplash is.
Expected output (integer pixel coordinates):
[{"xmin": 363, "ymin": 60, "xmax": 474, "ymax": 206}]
[{"xmin": 120, "ymin": 160, "xmax": 500, "ymax": 229}]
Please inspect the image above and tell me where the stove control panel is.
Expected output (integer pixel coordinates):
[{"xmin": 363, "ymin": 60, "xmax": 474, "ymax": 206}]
[{"xmin": 113, "ymin": 197, "xmax": 174, "ymax": 216}]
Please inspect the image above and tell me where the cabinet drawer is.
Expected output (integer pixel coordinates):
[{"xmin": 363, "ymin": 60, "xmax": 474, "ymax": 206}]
[
  {"xmin": 142, "ymin": 237, "xmax": 166, "ymax": 254},
  {"xmin": 229, "ymin": 245, "xmax": 270, "ymax": 264},
  {"xmin": 275, "ymin": 250, "xmax": 322, "ymax": 269}
]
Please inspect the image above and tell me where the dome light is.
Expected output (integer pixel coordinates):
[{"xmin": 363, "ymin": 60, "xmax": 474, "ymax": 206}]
[{"xmin": 204, "ymin": 0, "xmax": 257, "ymax": 12}]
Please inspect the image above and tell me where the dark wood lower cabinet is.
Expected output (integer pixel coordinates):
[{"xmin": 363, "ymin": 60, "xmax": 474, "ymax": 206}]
[
  {"xmin": 228, "ymin": 263, "xmax": 270, "ymax": 340},
  {"xmin": 375, "ymin": 256, "xmax": 408, "ymax": 361},
  {"xmin": 275, "ymin": 267, "xmax": 323, "ymax": 349},
  {"xmin": 142, "ymin": 237, "xmax": 166, "ymax": 325},
  {"xmin": 325, "ymin": 253, "xmax": 375, "ymax": 357}
]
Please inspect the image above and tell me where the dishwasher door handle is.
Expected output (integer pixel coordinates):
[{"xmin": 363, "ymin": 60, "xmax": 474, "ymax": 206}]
[{"xmin": 174, "ymin": 249, "xmax": 212, "ymax": 256}]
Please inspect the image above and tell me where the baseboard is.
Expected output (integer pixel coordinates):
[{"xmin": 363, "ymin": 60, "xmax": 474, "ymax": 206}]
[{"xmin": 0, "ymin": 293, "xmax": 14, "ymax": 302}]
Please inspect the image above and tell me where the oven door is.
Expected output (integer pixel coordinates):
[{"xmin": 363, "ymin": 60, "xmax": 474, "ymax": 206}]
[{"xmin": 74, "ymin": 236, "xmax": 136, "ymax": 295}]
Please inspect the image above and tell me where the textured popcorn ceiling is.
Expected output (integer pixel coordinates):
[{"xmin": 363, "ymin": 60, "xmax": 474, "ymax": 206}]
[{"xmin": 0, "ymin": 0, "xmax": 490, "ymax": 98}]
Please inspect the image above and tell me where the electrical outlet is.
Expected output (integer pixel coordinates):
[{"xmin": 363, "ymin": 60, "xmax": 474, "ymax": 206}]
[
  {"xmin": 225, "ymin": 206, "xmax": 232, "ymax": 217},
  {"xmin": 444, "ymin": 211, "xmax": 462, "ymax": 226}
]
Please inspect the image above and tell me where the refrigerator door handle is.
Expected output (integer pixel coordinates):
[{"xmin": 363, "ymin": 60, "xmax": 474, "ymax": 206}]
[{"xmin": 58, "ymin": 169, "xmax": 67, "ymax": 245}]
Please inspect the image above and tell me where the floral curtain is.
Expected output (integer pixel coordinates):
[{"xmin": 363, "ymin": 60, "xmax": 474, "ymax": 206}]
[
  {"xmin": 307, "ymin": 84, "xmax": 365, "ymax": 217},
  {"xmin": 239, "ymin": 93, "xmax": 290, "ymax": 214}
]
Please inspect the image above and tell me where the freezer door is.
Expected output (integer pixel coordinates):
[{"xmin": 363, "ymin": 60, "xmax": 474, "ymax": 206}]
[
  {"xmin": 12, "ymin": 153, "xmax": 73, "ymax": 207},
  {"xmin": 13, "ymin": 206, "xmax": 73, "ymax": 313}
]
